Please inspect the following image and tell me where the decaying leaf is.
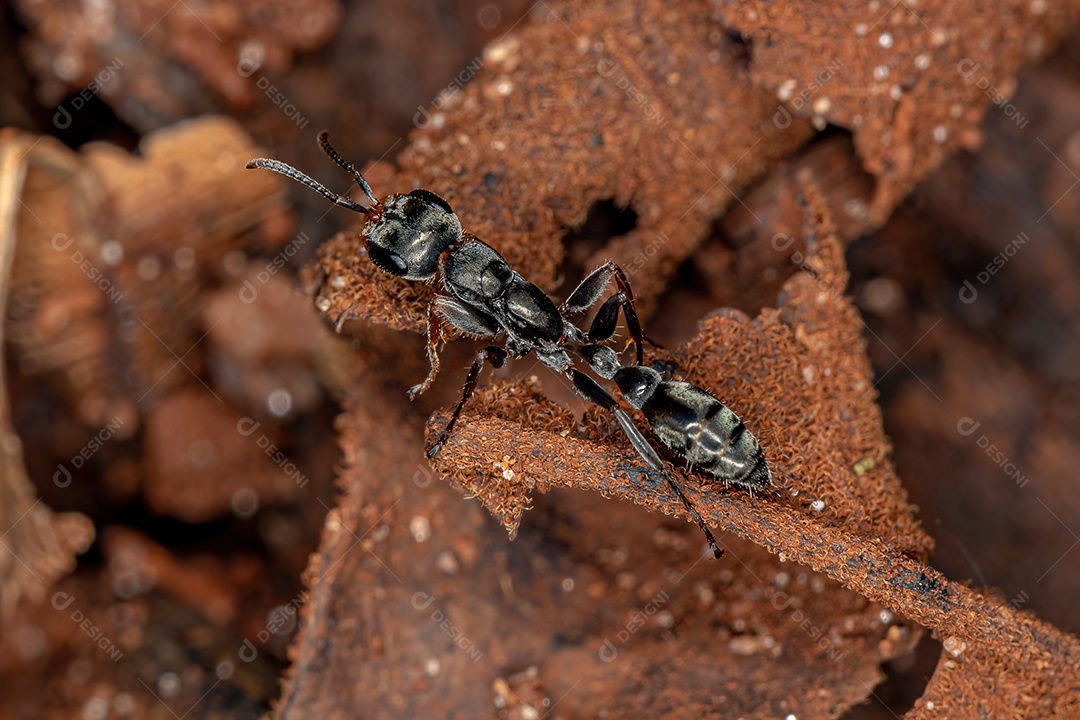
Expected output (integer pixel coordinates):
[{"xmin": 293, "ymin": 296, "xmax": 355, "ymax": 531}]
[
  {"xmin": 4, "ymin": 0, "xmax": 1080, "ymax": 717},
  {"xmin": 285, "ymin": 1, "xmax": 1080, "ymax": 717}
]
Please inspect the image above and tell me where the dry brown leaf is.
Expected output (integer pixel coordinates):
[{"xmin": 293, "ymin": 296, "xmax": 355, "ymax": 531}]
[
  {"xmin": 0, "ymin": 132, "xmax": 95, "ymax": 618},
  {"xmin": 269, "ymin": 0, "xmax": 1080, "ymax": 717}
]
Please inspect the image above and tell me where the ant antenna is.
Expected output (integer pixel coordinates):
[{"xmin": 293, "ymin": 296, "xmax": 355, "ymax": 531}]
[
  {"xmin": 318, "ymin": 132, "xmax": 379, "ymax": 205},
  {"xmin": 245, "ymin": 157, "xmax": 370, "ymax": 214}
]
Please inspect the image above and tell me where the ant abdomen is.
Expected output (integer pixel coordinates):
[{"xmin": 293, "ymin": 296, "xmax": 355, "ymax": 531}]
[{"xmin": 615, "ymin": 366, "xmax": 772, "ymax": 490}]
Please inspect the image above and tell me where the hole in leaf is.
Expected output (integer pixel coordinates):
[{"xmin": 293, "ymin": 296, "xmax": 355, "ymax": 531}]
[{"xmin": 841, "ymin": 630, "xmax": 941, "ymax": 719}]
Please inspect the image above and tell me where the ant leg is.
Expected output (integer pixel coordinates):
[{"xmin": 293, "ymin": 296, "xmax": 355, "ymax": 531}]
[
  {"xmin": 427, "ymin": 346, "xmax": 508, "ymax": 459},
  {"xmin": 570, "ymin": 371, "xmax": 723, "ymax": 558},
  {"xmin": 584, "ymin": 295, "xmax": 621, "ymax": 344},
  {"xmin": 333, "ymin": 304, "xmax": 369, "ymax": 333},
  {"xmin": 408, "ymin": 304, "xmax": 445, "ymax": 400},
  {"xmin": 562, "ymin": 261, "xmax": 645, "ymax": 365},
  {"xmin": 414, "ymin": 294, "xmax": 502, "ymax": 398}
]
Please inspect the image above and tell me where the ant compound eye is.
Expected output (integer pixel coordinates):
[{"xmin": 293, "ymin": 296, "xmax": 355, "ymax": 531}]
[
  {"xmin": 408, "ymin": 188, "xmax": 454, "ymax": 214},
  {"xmin": 367, "ymin": 243, "xmax": 409, "ymax": 276}
]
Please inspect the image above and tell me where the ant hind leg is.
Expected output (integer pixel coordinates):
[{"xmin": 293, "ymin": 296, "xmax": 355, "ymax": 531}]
[
  {"xmin": 563, "ymin": 262, "xmax": 645, "ymax": 366},
  {"xmin": 569, "ymin": 370, "xmax": 723, "ymax": 558}
]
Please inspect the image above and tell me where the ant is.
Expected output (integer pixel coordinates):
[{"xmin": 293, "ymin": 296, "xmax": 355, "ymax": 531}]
[
  {"xmin": 245, "ymin": 133, "xmax": 757, "ymax": 559},
  {"xmin": 246, "ymin": 133, "xmax": 643, "ymax": 457}
]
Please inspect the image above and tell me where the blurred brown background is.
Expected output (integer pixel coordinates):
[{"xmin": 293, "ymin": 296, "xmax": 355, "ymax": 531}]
[{"xmin": 1, "ymin": 0, "xmax": 1079, "ymax": 718}]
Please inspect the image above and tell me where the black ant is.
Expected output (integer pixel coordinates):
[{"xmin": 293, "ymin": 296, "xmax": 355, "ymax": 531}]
[
  {"xmin": 246, "ymin": 133, "xmax": 643, "ymax": 457},
  {"xmin": 245, "ymin": 133, "xmax": 762, "ymax": 559}
]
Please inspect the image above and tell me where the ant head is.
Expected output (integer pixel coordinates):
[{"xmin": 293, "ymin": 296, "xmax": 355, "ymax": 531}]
[
  {"xmin": 246, "ymin": 133, "xmax": 464, "ymax": 282},
  {"xmin": 614, "ymin": 366, "xmax": 663, "ymax": 409},
  {"xmin": 367, "ymin": 189, "xmax": 462, "ymax": 281}
]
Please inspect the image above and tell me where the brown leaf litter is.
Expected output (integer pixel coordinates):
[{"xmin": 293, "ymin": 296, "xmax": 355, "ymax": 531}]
[{"xmin": 278, "ymin": 1, "xmax": 1080, "ymax": 718}]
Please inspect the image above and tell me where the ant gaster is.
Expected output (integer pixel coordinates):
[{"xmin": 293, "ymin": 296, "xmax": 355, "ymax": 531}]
[
  {"xmin": 246, "ymin": 133, "xmax": 645, "ymax": 458},
  {"xmin": 567, "ymin": 363, "xmax": 772, "ymax": 558},
  {"xmin": 612, "ymin": 366, "xmax": 771, "ymax": 490}
]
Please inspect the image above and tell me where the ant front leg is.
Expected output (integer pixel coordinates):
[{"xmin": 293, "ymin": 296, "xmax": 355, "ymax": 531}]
[
  {"xmin": 408, "ymin": 303, "xmax": 445, "ymax": 400},
  {"xmin": 333, "ymin": 304, "xmax": 368, "ymax": 333},
  {"xmin": 570, "ymin": 370, "xmax": 723, "ymax": 558},
  {"xmin": 562, "ymin": 261, "xmax": 645, "ymax": 365},
  {"xmin": 427, "ymin": 346, "xmax": 507, "ymax": 459},
  {"xmin": 410, "ymin": 295, "xmax": 502, "ymax": 401}
]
